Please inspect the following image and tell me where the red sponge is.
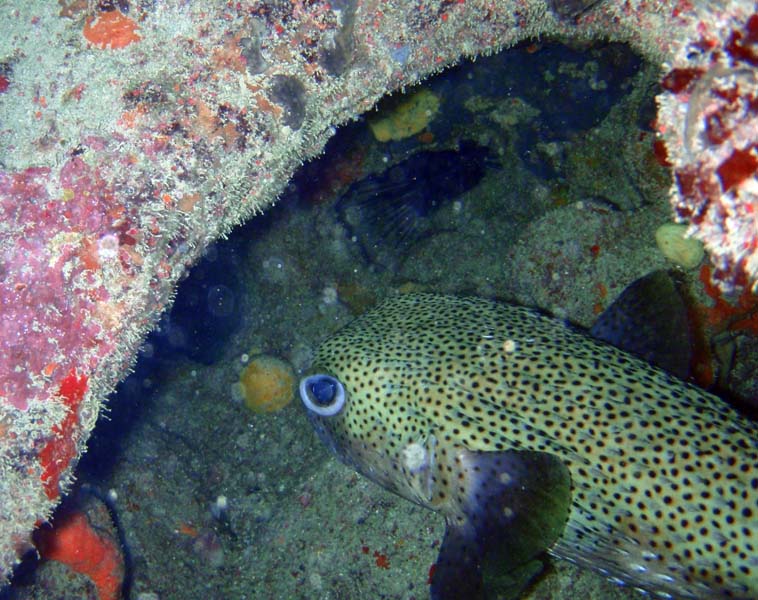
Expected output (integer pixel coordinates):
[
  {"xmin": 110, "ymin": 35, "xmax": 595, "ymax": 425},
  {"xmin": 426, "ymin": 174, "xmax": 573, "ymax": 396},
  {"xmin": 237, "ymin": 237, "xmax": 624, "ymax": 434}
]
[{"xmin": 35, "ymin": 509, "xmax": 124, "ymax": 600}]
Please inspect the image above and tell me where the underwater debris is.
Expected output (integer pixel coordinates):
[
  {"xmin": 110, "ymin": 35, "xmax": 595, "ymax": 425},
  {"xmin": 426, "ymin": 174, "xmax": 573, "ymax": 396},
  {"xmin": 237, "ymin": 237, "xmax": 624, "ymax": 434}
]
[{"xmin": 336, "ymin": 141, "xmax": 493, "ymax": 269}]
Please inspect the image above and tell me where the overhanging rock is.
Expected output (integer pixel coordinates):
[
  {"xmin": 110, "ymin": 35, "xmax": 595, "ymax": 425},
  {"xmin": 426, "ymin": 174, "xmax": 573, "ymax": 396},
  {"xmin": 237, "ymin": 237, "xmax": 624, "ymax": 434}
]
[{"xmin": 0, "ymin": 0, "xmax": 750, "ymax": 583}]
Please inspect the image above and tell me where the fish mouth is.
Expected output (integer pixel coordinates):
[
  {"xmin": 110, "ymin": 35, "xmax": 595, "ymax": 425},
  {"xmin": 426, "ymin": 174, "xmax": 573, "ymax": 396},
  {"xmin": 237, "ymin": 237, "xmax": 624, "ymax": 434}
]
[
  {"xmin": 303, "ymin": 408, "xmax": 405, "ymax": 496},
  {"xmin": 303, "ymin": 410, "xmax": 346, "ymax": 462},
  {"xmin": 304, "ymin": 410, "xmax": 380, "ymax": 477}
]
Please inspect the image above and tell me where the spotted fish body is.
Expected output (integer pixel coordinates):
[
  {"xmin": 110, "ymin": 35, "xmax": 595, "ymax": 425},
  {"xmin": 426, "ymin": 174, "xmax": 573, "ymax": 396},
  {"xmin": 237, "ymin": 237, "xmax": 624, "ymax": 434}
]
[{"xmin": 300, "ymin": 291, "xmax": 758, "ymax": 599}]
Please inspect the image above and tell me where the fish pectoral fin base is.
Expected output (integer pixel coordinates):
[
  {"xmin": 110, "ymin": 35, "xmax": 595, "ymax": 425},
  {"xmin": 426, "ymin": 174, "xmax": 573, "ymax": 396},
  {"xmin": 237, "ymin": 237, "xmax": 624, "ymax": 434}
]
[{"xmin": 430, "ymin": 449, "xmax": 571, "ymax": 600}]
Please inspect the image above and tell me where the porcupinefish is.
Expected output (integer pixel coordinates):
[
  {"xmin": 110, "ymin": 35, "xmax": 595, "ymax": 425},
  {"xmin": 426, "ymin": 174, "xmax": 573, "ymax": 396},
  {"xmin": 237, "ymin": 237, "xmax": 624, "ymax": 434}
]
[{"xmin": 299, "ymin": 272, "xmax": 758, "ymax": 599}]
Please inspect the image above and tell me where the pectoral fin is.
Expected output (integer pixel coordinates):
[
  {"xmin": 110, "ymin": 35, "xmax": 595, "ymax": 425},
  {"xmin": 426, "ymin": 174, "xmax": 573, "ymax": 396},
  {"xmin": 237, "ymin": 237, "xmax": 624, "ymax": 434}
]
[{"xmin": 430, "ymin": 450, "xmax": 571, "ymax": 600}]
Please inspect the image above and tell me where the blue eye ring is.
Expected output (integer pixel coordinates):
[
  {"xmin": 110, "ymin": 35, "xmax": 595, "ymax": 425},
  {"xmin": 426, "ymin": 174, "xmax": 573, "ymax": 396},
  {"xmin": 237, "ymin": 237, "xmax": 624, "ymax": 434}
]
[{"xmin": 299, "ymin": 374, "xmax": 346, "ymax": 417}]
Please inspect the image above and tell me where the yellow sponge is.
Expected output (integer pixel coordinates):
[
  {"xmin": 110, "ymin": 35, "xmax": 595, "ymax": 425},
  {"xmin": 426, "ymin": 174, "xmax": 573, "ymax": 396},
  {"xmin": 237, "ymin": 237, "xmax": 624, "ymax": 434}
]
[
  {"xmin": 238, "ymin": 355, "xmax": 295, "ymax": 413},
  {"xmin": 368, "ymin": 88, "xmax": 440, "ymax": 142}
]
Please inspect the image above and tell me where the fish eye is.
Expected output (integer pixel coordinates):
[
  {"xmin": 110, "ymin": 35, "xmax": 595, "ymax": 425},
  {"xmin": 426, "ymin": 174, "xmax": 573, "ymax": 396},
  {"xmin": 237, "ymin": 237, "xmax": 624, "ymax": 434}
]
[{"xmin": 299, "ymin": 374, "xmax": 346, "ymax": 417}]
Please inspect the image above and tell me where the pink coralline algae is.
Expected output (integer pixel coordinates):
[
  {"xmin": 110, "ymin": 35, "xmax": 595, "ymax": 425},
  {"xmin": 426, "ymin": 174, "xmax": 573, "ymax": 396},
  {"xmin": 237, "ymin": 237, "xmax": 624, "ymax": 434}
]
[
  {"xmin": 657, "ymin": 4, "xmax": 758, "ymax": 290},
  {"xmin": 0, "ymin": 158, "xmax": 123, "ymax": 411}
]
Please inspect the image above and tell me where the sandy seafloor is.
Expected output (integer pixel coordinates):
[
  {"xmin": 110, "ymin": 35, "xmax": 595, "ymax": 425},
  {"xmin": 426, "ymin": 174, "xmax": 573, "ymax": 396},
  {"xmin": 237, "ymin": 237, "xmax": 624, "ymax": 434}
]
[{"xmin": 5, "ymin": 40, "xmax": 758, "ymax": 600}]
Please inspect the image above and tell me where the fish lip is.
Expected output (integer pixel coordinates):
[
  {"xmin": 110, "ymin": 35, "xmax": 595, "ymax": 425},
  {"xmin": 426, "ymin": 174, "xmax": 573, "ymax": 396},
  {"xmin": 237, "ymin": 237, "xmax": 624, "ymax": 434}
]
[
  {"xmin": 303, "ymin": 408, "xmax": 370, "ymax": 476},
  {"xmin": 304, "ymin": 409, "xmax": 342, "ymax": 455}
]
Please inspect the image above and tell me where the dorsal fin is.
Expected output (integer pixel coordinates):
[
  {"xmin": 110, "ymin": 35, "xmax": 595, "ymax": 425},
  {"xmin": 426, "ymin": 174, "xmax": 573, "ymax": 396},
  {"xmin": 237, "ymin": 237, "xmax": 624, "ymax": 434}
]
[{"xmin": 589, "ymin": 270, "xmax": 691, "ymax": 379}]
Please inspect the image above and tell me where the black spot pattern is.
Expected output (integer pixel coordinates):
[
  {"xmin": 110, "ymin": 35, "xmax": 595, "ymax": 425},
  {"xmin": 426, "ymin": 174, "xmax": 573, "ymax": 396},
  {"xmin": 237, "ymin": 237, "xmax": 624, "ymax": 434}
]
[{"xmin": 309, "ymin": 293, "xmax": 758, "ymax": 599}]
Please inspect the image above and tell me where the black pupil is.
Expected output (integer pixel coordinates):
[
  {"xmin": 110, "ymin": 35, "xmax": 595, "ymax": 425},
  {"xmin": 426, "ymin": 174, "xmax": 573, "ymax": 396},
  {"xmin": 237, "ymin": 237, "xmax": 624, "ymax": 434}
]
[{"xmin": 311, "ymin": 377, "xmax": 336, "ymax": 406}]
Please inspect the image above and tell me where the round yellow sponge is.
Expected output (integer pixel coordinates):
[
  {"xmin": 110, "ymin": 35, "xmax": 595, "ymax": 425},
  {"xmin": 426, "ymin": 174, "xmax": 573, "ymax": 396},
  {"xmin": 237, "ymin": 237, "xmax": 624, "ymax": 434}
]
[
  {"xmin": 655, "ymin": 223, "xmax": 704, "ymax": 270},
  {"xmin": 368, "ymin": 88, "xmax": 440, "ymax": 142},
  {"xmin": 239, "ymin": 355, "xmax": 295, "ymax": 413}
]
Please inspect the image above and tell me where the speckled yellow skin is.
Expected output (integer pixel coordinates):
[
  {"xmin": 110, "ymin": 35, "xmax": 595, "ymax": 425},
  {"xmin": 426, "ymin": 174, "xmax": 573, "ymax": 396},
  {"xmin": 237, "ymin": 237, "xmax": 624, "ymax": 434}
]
[{"xmin": 307, "ymin": 293, "xmax": 758, "ymax": 599}]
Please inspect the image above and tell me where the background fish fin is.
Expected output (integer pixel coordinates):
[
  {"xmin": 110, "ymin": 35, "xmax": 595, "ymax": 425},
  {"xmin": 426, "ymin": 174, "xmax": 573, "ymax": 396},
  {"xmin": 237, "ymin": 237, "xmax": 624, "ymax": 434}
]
[
  {"xmin": 430, "ymin": 450, "xmax": 571, "ymax": 600},
  {"xmin": 335, "ymin": 145, "xmax": 491, "ymax": 268},
  {"xmin": 589, "ymin": 269, "xmax": 692, "ymax": 378}
]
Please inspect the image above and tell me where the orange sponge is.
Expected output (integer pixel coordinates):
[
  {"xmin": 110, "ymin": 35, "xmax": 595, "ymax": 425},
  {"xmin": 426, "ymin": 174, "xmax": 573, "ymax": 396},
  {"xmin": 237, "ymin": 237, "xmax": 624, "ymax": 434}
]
[
  {"xmin": 239, "ymin": 355, "xmax": 295, "ymax": 413},
  {"xmin": 83, "ymin": 10, "xmax": 141, "ymax": 50},
  {"xmin": 35, "ymin": 509, "xmax": 124, "ymax": 600}
]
